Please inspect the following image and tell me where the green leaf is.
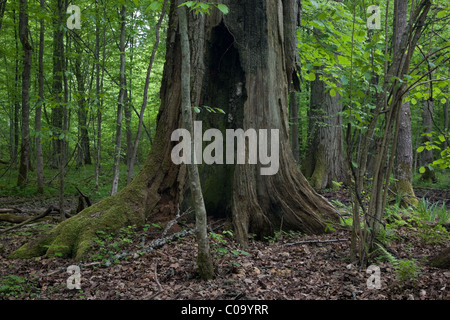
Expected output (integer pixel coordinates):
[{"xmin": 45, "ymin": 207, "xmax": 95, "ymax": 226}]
[
  {"xmin": 149, "ymin": 1, "xmax": 161, "ymax": 11},
  {"xmin": 416, "ymin": 146, "xmax": 425, "ymax": 153},
  {"xmin": 216, "ymin": 4, "xmax": 229, "ymax": 15},
  {"xmin": 419, "ymin": 166, "xmax": 426, "ymax": 174},
  {"xmin": 193, "ymin": 107, "xmax": 201, "ymax": 113},
  {"xmin": 436, "ymin": 10, "xmax": 446, "ymax": 19},
  {"xmin": 337, "ymin": 55, "xmax": 350, "ymax": 66},
  {"xmin": 438, "ymin": 135, "xmax": 445, "ymax": 142}
]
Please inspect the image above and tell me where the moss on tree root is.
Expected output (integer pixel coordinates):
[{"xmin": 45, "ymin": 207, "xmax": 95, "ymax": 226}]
[{"xmin": 9, "ymin": 185, "xmax": 147, "ymax": 261}]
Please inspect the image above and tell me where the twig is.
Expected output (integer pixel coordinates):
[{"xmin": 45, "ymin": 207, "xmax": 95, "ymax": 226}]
[
  {"xmin": 0, "ymin": 206, "xmax": 57, "ymax": 234},
  {"xmin": 280, "ymin": 238, "xmax": 348, "ymax": 247},
  {"xmin": 147, "ymin": 260, "xmax": 163, "ymax": 300}
]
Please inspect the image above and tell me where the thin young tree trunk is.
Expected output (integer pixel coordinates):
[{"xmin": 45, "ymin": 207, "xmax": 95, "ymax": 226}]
[
  {"xmin": 178, "ymin": 4, "xmax": 214, "ymax": 280},
  {"xmin": 94, "ymin": 0, "xmax": 104, "ymax": 189},
  {"xmin": 17, "ymin": 0, "xmax": 32, "ymax": 188},
  {"xmin": 74, "ymin": 45, "xmax": 91, "ymax": 168},
  {"xmin": 12, "ymin": 9, "xmax": 19, "ymax": 169},
  {"xmin": 60, "ymin": 12, "xmax": 70, "ymax": 221},
  {"xmin": 127, "ymin": 0, "xmax": 168, "ymax": 185},
  {"xmin": 111, "ymin": 4, "xmax": 127, "ymax": 195},
  {"xmin": 35, "ymin": 0, "xmax": 45, "ymax": 194},
  {"xmin": 364, "ymin": 0, "xmax": 431, "ymax": 255},
  {"xmin": 51, "ymin": 0, "xmax": 65, "ymax": 170},
  {"xmin": 444, "ymin": 97, "xmax": 449, "ymax": 151},
  {"xmin": 421, "ymin": 98, "xmax": 435, "ymax": 181},
  {"xmin": 125, "ymin": 35, "xmax": 133, "ymax": 183}
]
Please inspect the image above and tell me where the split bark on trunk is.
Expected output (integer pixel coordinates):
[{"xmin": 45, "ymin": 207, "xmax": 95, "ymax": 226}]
[
  {"xmin": 10, "ymin": 0, "xmax": 338, "ymax": 261},
  {"xmin": 444, "ymin": 97, "xmax": 448, "ymax": 151}
]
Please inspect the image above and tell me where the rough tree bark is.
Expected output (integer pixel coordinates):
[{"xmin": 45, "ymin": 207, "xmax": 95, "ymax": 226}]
[
  {"xmin": 10, "ymin": 0, "xmax": 338, "ymax": 260},
  {"xmin": 74, "ymin": 45, "xmax": 92, "ymax": 168},
  {"xmin": 304, "ymin": 70, "xmax": 347, "ymax": 190},
  {"xmin": 393, "ymin": 0, "xmax": 418, "ymax": 207}
]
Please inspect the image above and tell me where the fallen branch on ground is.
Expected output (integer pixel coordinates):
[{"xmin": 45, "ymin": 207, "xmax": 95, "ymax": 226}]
[
  {"xmin": 0, "ymin": 208, "xmax": 22, "ymax": 214},
  {"xmin": 280, "ymin": 238, "xmax": 349, "ymax": 247},
  {"xmin": 0, "ymin": 206, "xmax": 58, "ymax": 234}
]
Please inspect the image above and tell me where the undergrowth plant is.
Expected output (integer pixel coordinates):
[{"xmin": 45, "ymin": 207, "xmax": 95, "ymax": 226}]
[
  {"xmin": 0, "ymin": 275, "xmax": 41, "ymax": 299},
  {"xmin": 416, "ymin": 198, "xmax": 449, "ymax": 224},
  {"xmin": 209, "ymin": 230, "xmax": 250, "ymax": 267},
  {"xmin": 376, "ymin": 245, "xmax": 422, "ymax": 286}
]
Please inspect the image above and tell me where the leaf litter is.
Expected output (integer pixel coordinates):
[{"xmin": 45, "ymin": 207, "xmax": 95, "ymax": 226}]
[{"xmin": 0, "ymin": 195, "xmax": 449, "ymax": 301}]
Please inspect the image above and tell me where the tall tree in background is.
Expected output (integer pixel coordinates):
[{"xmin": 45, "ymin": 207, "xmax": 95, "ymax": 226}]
[
  {"xmin": 304, "ymin": 68, "xmax": 347, "ymax": 189},
  {"xmin": 126, "ymin": 0, "xmax": 168, "ymax": 185},
  {"xmin": 421, "ymin": 96, "xmax": 436, "ymax": 182},
  {"xmin": 35, "ymin": 0, "xmax": 45, "ymax": 194},
  {"xmin": 111, "ymin": 3, "xmax": 127, "ymax": 195},
  {"xmin": 394, "ymin": 0, "xmax": 418, "ymax": 207},
  {"xmin": 11, "ymin": 0, "xmax": 339, "ymax": 260},
  {"xmin": 51, "ymin": 0, "xmax": 65, "ymax": 170},
  {"xmin": 17, "ymin": 0, "xmax": 31, "ymax": 187},
  {"xmin": 75, "ymin": 44, "xmax": 92, "ymax": 168}
]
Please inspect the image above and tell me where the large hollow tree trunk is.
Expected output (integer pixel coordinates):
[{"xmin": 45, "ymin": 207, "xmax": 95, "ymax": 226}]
[{"xmin": 10, "ymin": 0, "xmax": 338, "ymax": 260}]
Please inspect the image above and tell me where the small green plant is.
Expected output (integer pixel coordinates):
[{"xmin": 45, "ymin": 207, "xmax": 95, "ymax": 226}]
[
  {"xmin": 90, "ymin": 225, "xmax": 139, "ymax": 265},
  {"xmin": 377, "ymin": 245, "xmax": 422, "ymax": 285},
  {"xmin": 416, "ymin": 198, "xmax": 449, "ymax": 224},
  {"xmin": 0, "ymin": 275, "xmax": 41, "ymax": 298},
  {"xmin": 209, "ymin": 231, "xmax": 250, "ymax": 263},
  {"xmin": 418, "ymin": 223, "xmax": 449, "ymax": 245}
]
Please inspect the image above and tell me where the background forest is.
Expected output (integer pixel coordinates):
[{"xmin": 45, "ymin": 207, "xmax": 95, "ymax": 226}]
[{"xmin": 0, "ymin": 0, "xmax": 449, "ymax": 301}]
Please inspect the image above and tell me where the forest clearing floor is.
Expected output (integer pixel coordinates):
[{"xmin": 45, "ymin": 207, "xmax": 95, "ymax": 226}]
[{"xmin": 0, "ymin": 189, "xmax": 449, "ymax": 301}]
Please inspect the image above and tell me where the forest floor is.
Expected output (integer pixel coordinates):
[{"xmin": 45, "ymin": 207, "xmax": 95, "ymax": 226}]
[{"xmin": 0, "ymin": 188, "xmax": 449, "ymax": 301}]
